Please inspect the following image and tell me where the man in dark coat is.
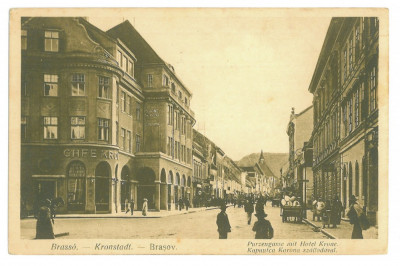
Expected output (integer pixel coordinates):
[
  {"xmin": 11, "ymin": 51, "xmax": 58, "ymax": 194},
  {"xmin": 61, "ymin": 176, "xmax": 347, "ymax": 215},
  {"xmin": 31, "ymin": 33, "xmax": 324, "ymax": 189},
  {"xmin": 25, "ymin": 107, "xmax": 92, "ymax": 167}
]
[
  {"xmin": 179, "ymin": 198, "xmax": 184, "ymax": 211},
  {"xmin": 331, "ymin": 196, "xmax": 343, "ymax": 228},
  {"xmin": 216, "ymin": 204, "xmax": 231, "ymax": 239},
  {"xmin": 347, "ymin": 195, "xmax": 363, "ymax": 239},
  {"xmin": 129, "ymin": 199, "xmax": 135, "ymax": 215},
  {"xmin": 185, "ymin": 198, "xmax": 190, "ymax": 211},
  {"xmin": 252, "ymin": 211, "xmax": 274, "ymax": 239},
  {"xmin": 244, "ymin": 199, "xmax": 255, "ymax": 225},
  {"xmin": 36, "ymin": 199, "xmax": 55, "ymax": 239}
]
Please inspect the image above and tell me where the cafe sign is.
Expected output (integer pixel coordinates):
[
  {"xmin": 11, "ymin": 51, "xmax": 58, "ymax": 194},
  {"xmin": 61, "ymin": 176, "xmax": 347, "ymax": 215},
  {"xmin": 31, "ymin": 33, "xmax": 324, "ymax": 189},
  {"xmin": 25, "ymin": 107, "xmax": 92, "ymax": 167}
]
[{"xmin": 64, "ymin": 149, "xmax": 119, "ymax": 160}]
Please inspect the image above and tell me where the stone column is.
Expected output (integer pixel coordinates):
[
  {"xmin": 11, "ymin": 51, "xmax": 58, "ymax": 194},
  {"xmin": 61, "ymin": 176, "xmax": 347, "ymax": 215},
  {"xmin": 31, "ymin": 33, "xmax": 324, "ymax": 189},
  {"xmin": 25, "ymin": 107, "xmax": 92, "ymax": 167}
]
[
  {"xmin": 85, "ymin": 176, "xmax": 96, "ymax": 214},
  {"xmin": 155, "ymin": 182, "xmax": 161, "ymax": 211},
  {"xmin": 160, "ymin": 183, "xmax": 168, "ymax": 210}
]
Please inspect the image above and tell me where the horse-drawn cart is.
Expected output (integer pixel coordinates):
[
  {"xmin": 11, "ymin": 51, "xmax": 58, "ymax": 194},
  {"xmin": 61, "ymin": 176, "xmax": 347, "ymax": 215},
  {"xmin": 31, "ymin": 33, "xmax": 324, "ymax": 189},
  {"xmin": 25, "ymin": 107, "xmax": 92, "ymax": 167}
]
[{"xmin": 281, "ymin": 205, "xmax": 303, "ymax": 223}]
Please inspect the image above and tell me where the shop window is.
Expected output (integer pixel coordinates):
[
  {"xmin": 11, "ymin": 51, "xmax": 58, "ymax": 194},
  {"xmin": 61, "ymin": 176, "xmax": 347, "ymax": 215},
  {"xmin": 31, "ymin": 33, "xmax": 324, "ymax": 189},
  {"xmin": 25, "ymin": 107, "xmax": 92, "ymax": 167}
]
[
  {"xmin": 44, "ymin": 74, "xmax": 58, "ymax": 96},
  {"xmin": 71, "ymin": 116, "xmax": 85, "ymax": 139},
  {"xmin": 98, "ymin": 118, "xmax": 109, "ymax": 141},
  {"xmin": 44, "ymin": 30, "xmax": 59, "ymax": 52},
  {"xmin": 67, "ymin": 161, "xmax": 86, "ymax": 211},
  {"xmin": 98, "ymin": 76, "xmax": 110, "ymax": 99},
  {"xmin": 43, "ymin": 116, "xmax": 58, "ymax": 139},
  {"xmin": 71, "ymin": 73, "xmax": 85, "ymax": 96}
]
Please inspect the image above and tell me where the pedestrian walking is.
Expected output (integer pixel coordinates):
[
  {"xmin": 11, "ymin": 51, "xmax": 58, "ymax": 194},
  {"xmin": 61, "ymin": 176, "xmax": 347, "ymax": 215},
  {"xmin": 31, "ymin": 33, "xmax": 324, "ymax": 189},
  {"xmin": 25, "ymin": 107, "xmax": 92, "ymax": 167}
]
[
  {"xmin": 255, "ymin": 198, "xmax": 264, "ymax": 214},
  {"xmin": 331, "ymin": 196, "xmax": 343, "ymax": 228},
  {"xmin": 252, "ymin": 211, "xmax": 274, "ymax": 239},
  {"xmin": 347, "ymin": 195, "xmax": 364, "ymax": 239},
  {"xmin": 185, "ymin": 198, "xmax": 190, "ymax": 211},
  {"xmin": 216, "ymin": 204, "xmax": 231, "ymax": 239},
  {"xmin": 129, "ymin": 199, "xmax": 135, "ymax": 215},
  {"xmin": 124, "ymin": 198, "xmax": 129, "ymax": 214},
  {"xmin": 36, "ymin": 199, "xmax": 55, "ymax": 239},
  {"xmin": 244, "ymin": 199, "xmax": 254, "ymax": 225},
  {"xmin": 142, "ymin": 198, "xmax": 148, "ymax": 216},
  {"xmin": 179, "ymin": 198, "xmax": 184, "ymax": 211}
]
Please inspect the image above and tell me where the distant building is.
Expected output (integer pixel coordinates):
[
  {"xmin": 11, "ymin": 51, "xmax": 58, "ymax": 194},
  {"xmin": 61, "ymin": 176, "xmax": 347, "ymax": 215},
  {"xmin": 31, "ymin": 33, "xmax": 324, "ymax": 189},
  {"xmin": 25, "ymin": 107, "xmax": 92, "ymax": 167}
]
[
  {"xmin": 285, "ymin": 106, "xmax": 314, "ymax": 203},
  {"xmin": 308, "ymin": 17, "xmax": 379, "ymax": 224}
]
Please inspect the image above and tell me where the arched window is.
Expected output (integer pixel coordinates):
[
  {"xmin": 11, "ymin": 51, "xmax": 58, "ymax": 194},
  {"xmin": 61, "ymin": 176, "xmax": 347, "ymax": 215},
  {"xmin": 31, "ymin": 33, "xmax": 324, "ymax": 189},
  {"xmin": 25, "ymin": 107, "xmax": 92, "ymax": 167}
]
[{"xmin": 67, "ymin": 161, "xmax": 86, "ymax": 211}]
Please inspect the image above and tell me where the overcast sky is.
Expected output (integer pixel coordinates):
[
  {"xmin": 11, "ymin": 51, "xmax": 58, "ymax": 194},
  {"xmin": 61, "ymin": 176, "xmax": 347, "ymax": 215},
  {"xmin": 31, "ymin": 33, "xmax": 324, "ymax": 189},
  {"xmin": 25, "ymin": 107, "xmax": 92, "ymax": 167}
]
[{"xmin": 89, "ymin": 9, "xmax": 331, "ymax": 161}]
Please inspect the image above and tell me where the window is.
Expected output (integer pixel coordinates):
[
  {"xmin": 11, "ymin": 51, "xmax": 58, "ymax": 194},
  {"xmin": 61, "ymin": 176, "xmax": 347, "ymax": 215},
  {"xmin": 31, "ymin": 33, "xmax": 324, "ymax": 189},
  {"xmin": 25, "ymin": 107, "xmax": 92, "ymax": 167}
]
[
  {"xmin": 126, "ymin": 95, "xmax": 131, "ymax": 115},
  {"xmin": 43, "ymin": 74, "xmax": 58, "ymax": 96},
  {"xmin": 136, "ymin": 135, "xmax": 141, "ymax": 153},
  {"xmin": 127, "ymin": 130, "xmax": 132, "ymax": 153},
  {"xmin": 43, "ymin": 117, "xmax": 58, "ymax": 139},
  {"xmin": 185, "ymin": 97, "xmax": 188, "ymax": 105},
  {"xmin": 98, "ymin": 76, "xmax": 110, "ymax": 99},
  {"xmin": 21, "ymin": 116, "xmax": 27, "ymax": 140},
  {"xmin": 98, "ymin": 118, "xmax": 109, "ymax": 141},
  {"xmin": 116, "ymin": 122, "xmax": 119, "ymax": 145},
  {"xmin": 121, "ymin": 91, "xmax": 126, "ymax": 112},
  {"xmin": 163, "ymin": 75, "xmax": 169, "ymax": 87},
  {"xmin": 179, "ymin": 91, "xmax": 182, "ymax": 99},
  {"xmin": 167, "ymin": 137, "xmax": 171, "ymax": 156},
  {"xmin": 370, "ymin": 66, "xmax": 377, "ymax": 112},
  {"xmin": 21, "ymin": 30, "xmax": 27, "ymax": 50},
  {"xmin": 71, "ymin": 74, "xmax": 85, "ymax": 96},
  {"xmin": 343, "ymin": 104, "xmax": 347, "ymax": 135},
  {"xmin": 355, "ymin": 25, "xmax": 360, "ymax": 59},
  {"xmin": 121, "ymin": 91, "xmax": 131, "ymax": 114},
  {"xmin": 168, "ymin": 105, "xmax": 172, "ymax": 125},
  {"xmin": 121, "ymin": 128, "xmax": 126, "ymax": 150},
  {"xmin": 128, "ymin": 60, "xmax": 134, "ymax": 76},
  {"xmin": 44, "ymin": 31, "xmax": 59, "ymax": 52},
  {"xmin": 71, "ymin": 117, "xmax": 85, "ymax": 139},
  {"xmin": 348, "ymin": 97, "xmax": 353, "ymax": 133},
  {"xmin": 117, "ymin": 51, "xmax": 122, "ymax": 67},
  {"xmin": 136, "ymin": 104, "xmax": 141, "ymax": 120},
  {"xmin": 349, "ymin": 36, "xmax": 353, "ymax": 72},
  {"xmin": 343, "ymin": 48, "xmax": 347, "ymax": 81},
  {"xmin": 171, "ymin": 83, "xmax": 175, "ymax": 93},
  {"xmin": 355, "ymin": 89, "xmax": 360, "ymax": 127},
  {"xmin": 174, "ymin": 111, "xmax": 179, "ymax": 129},
  {"xmin": 147, "ymin": 74, "xmax": 153, "ymax": 87},
  {"xmin": 122, "ymin": 56, "xmax": 127, "ymax": 72}
]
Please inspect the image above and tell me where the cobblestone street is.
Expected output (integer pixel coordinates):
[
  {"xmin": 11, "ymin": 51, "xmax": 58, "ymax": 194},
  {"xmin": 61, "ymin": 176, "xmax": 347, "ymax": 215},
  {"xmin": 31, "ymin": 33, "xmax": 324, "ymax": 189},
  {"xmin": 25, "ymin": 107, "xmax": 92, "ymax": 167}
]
[{"xmin": 21, "ymin": 203, "xmax": 328, "ymax": 239}]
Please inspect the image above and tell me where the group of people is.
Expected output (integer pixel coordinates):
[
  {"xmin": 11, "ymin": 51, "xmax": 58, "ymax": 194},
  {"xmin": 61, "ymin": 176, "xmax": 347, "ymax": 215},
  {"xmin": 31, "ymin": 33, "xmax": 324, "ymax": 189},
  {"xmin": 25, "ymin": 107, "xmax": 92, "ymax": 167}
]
[
  {"xmin": 312, "ymin": 196, "xmax": 343, "ymax": 229},
  {"xmin": 216, "ymin": 197, "xmax": 273, "ymax": 239},
  {"xmin": 313, "ymin": 195, "xmax": 370, "ymax": 239}
]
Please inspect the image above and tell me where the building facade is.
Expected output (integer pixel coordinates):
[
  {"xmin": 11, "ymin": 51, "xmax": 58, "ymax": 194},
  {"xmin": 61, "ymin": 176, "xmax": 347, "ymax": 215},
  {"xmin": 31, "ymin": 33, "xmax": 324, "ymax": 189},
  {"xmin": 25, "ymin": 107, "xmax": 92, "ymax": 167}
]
[
  {"xmin": 309, "ymin": 17, "xmax": 379, "ymax": 224},
  {"xmin": 21, "ymin": 17, "xmax": 195, "ymax": 214},
  {"xmin": 285, "ymin": 106, "xmax": 314, "ymax": 204}
]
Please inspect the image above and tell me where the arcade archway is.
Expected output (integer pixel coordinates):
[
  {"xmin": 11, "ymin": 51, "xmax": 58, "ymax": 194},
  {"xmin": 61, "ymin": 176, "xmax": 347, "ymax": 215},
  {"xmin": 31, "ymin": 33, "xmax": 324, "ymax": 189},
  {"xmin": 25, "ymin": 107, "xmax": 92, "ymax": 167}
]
[
  {"xmin": 95, "ymin": 161, "xmax": 111, "ymax": 212},
  {"xmin": 137, "ymin": 167, "xmax": 156, "ymax": 210}
]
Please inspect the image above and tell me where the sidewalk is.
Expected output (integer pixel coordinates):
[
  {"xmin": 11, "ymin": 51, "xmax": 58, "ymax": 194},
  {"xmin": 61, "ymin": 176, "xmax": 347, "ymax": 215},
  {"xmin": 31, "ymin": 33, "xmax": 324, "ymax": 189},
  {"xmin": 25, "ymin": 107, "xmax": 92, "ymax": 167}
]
[
  {"xmin": 24, "ymin": 205, "xmax": 225, "ymax": 220},
  {"xmin": 303, "ymin": 210, "xmax": 378, "ymax": 239}
]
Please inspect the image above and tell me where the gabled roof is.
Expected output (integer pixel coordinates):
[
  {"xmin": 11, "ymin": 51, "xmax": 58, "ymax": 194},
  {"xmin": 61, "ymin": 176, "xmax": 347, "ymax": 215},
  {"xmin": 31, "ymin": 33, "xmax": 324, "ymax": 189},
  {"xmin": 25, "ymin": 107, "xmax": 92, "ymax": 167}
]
[{"xmin": 107, "ymin": 20, "xmax": 192, "ymax": 96}]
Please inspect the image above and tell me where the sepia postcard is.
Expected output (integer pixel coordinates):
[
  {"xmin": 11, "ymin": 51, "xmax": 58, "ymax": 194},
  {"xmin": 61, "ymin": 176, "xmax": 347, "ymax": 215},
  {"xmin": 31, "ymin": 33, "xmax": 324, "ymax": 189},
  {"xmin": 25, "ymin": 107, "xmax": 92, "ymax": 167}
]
[{"xmin": 8, "ymin": 8, "xmax": 389, "ymax": 255}]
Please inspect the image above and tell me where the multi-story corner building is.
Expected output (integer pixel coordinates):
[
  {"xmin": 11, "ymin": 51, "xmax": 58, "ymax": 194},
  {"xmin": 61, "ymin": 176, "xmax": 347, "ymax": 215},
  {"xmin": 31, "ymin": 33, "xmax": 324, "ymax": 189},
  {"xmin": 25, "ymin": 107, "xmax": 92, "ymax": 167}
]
[
  {"xmin": 286, "ymin": 106, "xmax": 314, "ymax": 202},
  {"xmin": 21, "ymin": 17, "xmax": 195, "ymax": 214},
  {"xmin": 309, "ymin": 17, "xmax": 379, "ymax": 224}
]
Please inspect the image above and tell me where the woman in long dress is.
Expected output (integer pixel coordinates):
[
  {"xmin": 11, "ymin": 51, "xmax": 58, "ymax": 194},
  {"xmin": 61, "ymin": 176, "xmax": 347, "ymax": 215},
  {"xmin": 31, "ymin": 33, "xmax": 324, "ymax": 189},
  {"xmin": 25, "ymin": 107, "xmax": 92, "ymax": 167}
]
[{"xmin": 142, "ymin": 198, "xmax": 148, "ymax": 216}]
